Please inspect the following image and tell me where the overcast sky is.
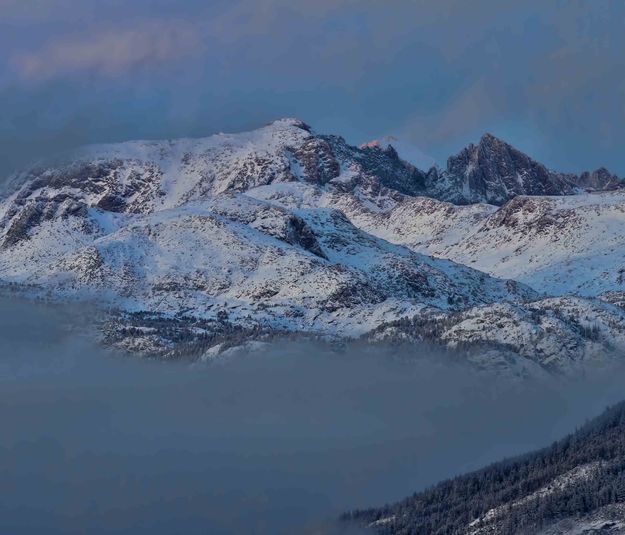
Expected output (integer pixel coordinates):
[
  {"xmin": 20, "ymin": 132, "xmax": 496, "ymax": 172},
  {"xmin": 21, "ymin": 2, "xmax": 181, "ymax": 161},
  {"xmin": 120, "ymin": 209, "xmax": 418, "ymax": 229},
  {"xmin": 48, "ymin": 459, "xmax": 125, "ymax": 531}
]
[{"xmin": 1, "ymin": 1, "xmax": 624, "ymax": 175}]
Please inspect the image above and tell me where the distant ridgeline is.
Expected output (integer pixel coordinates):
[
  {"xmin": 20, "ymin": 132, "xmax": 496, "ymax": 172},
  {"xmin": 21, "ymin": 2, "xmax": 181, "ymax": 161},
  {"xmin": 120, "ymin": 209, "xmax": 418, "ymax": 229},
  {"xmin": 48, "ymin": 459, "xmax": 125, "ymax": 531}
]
[{"xmin": 344, "ymin": 401, "xmax": 625, "ymax": 534}]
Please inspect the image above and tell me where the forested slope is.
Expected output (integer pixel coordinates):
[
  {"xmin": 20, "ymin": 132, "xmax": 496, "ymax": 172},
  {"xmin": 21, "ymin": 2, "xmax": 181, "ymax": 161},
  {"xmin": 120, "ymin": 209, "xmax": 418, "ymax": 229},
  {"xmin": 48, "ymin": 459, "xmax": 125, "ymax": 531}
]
[{"xmin": 344, "ymin": 402, "xmax": 625, "ymax": 534}]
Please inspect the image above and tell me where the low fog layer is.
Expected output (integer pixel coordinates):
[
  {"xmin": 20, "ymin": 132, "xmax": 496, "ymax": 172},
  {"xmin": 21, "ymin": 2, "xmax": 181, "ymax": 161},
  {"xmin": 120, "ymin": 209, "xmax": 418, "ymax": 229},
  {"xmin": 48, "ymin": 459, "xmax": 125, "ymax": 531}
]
[{"xmin": 1, "ymin": 297, "xmax": 624, "ymax": 534}]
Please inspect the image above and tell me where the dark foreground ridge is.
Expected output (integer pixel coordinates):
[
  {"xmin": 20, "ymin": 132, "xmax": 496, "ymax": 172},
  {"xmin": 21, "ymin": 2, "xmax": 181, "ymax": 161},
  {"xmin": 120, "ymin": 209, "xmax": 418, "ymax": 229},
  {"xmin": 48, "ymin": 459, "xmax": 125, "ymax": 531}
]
[{"xmin": 343, "ymin": 401, "xmax": 625, "ymax": 534}]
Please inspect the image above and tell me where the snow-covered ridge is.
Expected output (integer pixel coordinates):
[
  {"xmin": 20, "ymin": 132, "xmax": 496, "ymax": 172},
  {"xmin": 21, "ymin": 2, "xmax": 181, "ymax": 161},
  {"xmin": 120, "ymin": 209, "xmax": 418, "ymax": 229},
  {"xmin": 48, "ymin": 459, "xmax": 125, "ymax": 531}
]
[
  {"xmin": 335, "ymin": 188, "xmax": 625, "ymax": 296},
  {"xmin": 0, "ymin": 119, "xmax": 533, "ymax": 356}
]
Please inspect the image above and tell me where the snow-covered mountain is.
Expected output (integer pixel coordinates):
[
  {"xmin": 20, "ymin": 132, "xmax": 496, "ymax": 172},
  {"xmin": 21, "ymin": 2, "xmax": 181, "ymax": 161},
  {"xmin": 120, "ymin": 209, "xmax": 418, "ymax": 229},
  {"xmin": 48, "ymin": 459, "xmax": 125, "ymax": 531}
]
[{"xmin": 1, "ymin": 118, "xmax": 624, "ymax": 374}]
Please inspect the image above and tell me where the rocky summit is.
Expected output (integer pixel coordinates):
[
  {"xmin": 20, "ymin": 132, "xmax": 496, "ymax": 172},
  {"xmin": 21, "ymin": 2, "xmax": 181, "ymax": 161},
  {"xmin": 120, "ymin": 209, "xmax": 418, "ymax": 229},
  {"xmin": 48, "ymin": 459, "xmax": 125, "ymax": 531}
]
[{"xmin": 425, "ymin": 132, "xmax": 622, "ymax": 205}]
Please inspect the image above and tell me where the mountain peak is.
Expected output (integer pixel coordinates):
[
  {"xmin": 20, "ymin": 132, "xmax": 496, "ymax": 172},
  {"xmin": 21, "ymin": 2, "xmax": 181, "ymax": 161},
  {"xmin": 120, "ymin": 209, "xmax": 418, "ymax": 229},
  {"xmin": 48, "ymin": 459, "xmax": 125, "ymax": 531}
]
[
  {"xmin": 359, "ymin": 135, "xmax": 398, "ymax": 150},
  {"xmin": 479, "ymin": 131, "xmax": 501, "ymax": 144},
  {"xmin": 477, "ymin": 132, "xmax": 510, "ymax": 150},
  {"xmin": 446, "ymin": 132, "xmax": 514, "ymax": 171},
  {"xmin": 440, "ymin": 133, "xmax": 578, "ymax": 205}
]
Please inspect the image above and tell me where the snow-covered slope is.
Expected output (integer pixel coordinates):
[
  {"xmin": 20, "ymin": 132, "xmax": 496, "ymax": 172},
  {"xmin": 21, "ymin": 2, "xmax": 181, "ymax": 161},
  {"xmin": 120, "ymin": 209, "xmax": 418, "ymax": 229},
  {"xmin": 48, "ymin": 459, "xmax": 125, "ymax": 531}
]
[
  {"xmin": 1, "ymin": 191, "xmax": 534, "ymax": 335},
  {"xmin": 366, "ymin": 296, "xmax": 625, "ymax": 375},
  {"xmin": 436, "ymin": 193, "xmax": 625, "ymax": 296},
  {"xmin": 332, "ymin": 189, "xmax": 625, "ymax": 296},
  {"xmin": 1, "ymin": 117, "xmax": 426, "ymax": 217}
]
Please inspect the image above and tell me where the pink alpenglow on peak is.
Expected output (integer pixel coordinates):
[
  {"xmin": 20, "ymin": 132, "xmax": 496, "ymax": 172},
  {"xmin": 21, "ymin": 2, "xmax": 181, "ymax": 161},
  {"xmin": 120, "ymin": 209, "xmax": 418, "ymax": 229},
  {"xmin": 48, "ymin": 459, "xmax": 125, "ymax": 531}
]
[{"xmin": 359, "ymin": 136, "xmax": 399, "ymax": 150}]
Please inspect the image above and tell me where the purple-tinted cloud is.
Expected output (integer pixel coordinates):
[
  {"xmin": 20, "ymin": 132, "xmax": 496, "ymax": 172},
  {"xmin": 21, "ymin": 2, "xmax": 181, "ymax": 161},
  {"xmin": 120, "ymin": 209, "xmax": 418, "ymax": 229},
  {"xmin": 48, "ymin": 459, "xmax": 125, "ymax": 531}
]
[
  {"xmin": 11, "ymin": 20, "xmax": 203, "ymax": 81},
  {"xmin": 0, "ymin": 0, "xmax": 624, "ymax": 177}
]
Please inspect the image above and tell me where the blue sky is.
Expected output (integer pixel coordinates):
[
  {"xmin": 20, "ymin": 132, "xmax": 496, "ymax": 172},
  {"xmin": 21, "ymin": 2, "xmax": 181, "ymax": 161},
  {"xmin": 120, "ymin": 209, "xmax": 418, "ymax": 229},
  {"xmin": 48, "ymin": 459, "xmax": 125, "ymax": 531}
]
[{"xmin": 1, "ymin": 0, "xmax": 624, "ymax": 175}]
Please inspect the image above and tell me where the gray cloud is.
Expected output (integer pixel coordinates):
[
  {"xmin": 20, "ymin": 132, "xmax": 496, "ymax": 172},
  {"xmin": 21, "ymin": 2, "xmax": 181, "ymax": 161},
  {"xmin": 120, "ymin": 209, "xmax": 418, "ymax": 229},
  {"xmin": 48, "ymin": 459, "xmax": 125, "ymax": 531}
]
[
  {"xmin": 0, "ymin": 1, "xmax": 623, "ymax": 177},
  {"xmin": 11, "ymin": 20, "xmax": 203, "ymax": 81},
  {"xmin": 0, "ymin": 0, "xmax": 72, "ymax": 19},
  {"xmin": 387, "ymin": 1, "xmax": 625, "ymax": 170}
]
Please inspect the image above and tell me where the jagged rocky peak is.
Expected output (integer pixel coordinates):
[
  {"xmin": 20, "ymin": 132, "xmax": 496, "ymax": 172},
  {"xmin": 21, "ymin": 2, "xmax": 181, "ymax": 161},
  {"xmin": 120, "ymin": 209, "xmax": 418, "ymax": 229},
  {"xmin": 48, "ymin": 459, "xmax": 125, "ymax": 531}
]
[
  {"xmin": 328, "ymin": 135, "xmax": 426, "ymax": 196},
  {"xmin": 358, "ymin": 136, "xmax": 400, "ymax": 158},
  {"xmin": 428, "ymin": 132, "xmax": 624, "ymax": 205},
  {"xmin": 4, "ymin": 121, "xmax": 623, "ymax": 263},
  {"xmin": 440, "ymin": 133, "xmax": 577, "ymax": 205},
  {"xmin": 2, "ymin": 117, "xmax": 434, "ymax": 225}
]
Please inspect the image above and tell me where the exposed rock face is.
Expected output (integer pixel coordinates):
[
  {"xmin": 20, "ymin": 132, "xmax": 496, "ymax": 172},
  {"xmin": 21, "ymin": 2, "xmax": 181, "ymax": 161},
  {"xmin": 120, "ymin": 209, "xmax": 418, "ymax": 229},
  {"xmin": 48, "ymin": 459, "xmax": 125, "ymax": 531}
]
[
  {"xmin": 425, "ymin": 133, "xmax": 622, "ymax": 205},
  {"xmin": 428, "ymin": 133, "xmax": 576, "ymax": 205},
  {"xmin": 1, "ymin": 194, "xmax": 91, "ymax": 249},
  {"xmin": 323, "ymin": 135, "xmax": 428, "ymax": 196},
  {"xmin": 289, "ymin": 136, "xmax": 341, "ymax": 185}
]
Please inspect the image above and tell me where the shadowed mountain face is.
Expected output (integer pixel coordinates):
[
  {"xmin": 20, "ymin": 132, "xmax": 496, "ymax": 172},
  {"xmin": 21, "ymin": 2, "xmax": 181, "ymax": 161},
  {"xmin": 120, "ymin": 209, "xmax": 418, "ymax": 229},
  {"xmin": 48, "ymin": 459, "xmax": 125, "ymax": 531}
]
[
  {"xmin": 344, "ymin": 401, "xmax": 625, "ymax": 534},
  {"xmin": 425, "ymin": 133, "xmax": 623, "ymax": 205},
  {"xmin": 322, "ymin": 135, "xmax": 428, "ymax": 197}
]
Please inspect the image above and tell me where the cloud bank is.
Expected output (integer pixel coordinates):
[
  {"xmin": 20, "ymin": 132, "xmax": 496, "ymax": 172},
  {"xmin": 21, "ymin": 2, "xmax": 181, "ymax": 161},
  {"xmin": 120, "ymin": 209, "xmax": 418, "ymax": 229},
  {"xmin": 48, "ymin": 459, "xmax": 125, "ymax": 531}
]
[{"xmin": 2, "ymin": 297, "xmax": 625, "ymax": 534}]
